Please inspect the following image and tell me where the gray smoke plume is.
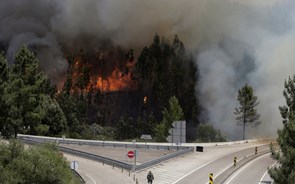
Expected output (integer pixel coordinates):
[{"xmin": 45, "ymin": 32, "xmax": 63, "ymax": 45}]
[{"xmin": 0, "ymin": 0, "xmax": 293, "ymax": 139}]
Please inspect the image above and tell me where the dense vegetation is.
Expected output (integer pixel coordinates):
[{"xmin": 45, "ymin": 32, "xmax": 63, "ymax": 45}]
[
  {"xmin": 0, "ymin": 140, "xmax": 79, "ymax": 184},
  {"xmin": 269, "ymin": 76, "xmax": 295, "ymax": 183},
  {"xmin": 0, "ymin": 35, "xmax": 224, "ymax": 142}
]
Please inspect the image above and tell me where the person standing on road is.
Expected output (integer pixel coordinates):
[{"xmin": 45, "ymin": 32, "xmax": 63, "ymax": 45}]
[{"xmin": 147, "ymin": 171, "xmax": 154, "ymax": 184}]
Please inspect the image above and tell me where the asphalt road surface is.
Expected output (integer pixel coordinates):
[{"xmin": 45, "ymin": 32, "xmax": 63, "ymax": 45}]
[
  {"xmin": 133, "ymin": 142, "xmax": 271, "ymax": 184},
  {"xmin": 61, "ymin": 141, "xmax": 273, "ymax": 184},
  {"xmin": 64, "ymin": 153, "xmax": 133, "ymax": 184},
  {"xmin": 173, "ymin": 144, "xmax": 270, "ymax": 184},
  {"xmin": 224, "ymin": 153, "xmax": 276, "ymax": 184}
]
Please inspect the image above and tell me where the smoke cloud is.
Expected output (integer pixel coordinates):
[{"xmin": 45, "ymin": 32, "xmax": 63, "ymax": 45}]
[{"xmin": 0, "ymin": 0, "xmax": 293, "ymax": 139}]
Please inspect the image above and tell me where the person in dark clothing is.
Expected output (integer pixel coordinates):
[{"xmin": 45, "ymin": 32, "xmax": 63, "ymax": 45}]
[{"xmin": 147, "ymin": 171, "xmax": 154, "ymax": 184}]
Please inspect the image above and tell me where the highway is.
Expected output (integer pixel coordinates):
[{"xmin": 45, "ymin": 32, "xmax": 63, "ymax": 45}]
[
  {"xmin": 64, "ymin": 153, "xmax": 133, "ymax": 184},
  {"xmin": 62, "ymin": 142, "xmax": 272, "ymax": 184},
  {"xmin": 224, "ymin": 153, "xmax": 276, "ymax": 184},
  {"xmin": 18, "ymin": 135, "xmax": 276, "ymax": 184},
  {"xmin": 133, "ymin": 143, "xmax": 271, "ymax": 184},
  {"xmin": 173, "ymin": 145, "xmax": 270, "ymax": 184}
]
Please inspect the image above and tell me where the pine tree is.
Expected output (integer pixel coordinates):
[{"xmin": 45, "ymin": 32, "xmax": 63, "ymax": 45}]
[
  {"xmin": 279, "ymin": 76, "xmax": 295, "ymax": 124},
  {"xmin": 234, "ymin": 83, "xmax": 260, "ymax": 140},
  {"xmin": 268, "ymin": 75, "xmax": 295, "ymax": 183},
  {"xmin": 0, "ymin": 52, "xmax": 9, "ymax": 135},
  {"xmin": 2, "ymin": 47, "xmax": 67, "ymax": 137},
  {"xmin": 155, "ymin": 96, "xmax": 184, "ymax": 141}
]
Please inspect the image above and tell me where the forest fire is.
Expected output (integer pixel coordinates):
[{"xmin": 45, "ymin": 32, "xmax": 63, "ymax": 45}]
[
  {"xmin": 69, "ymin": 49, "xmax": 136, "ymax": 92},
  {"xmin": 95, "ymin": 66, "xmax": 134, "ymax": 91}
]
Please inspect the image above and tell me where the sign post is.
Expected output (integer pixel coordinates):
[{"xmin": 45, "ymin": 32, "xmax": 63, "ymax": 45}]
[{"xmin": 134, "ymin": 150, "xmax": 137, "ymax": 166}]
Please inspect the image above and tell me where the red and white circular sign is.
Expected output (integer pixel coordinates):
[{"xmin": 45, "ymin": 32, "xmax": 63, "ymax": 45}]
[{"xmin": 127, "ymin": 151, "xmax": 135, "ymax": 158}]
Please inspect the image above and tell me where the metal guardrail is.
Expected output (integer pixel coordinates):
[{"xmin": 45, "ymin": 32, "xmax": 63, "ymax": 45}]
[
  {"xmin": 19, "ymin": 135, "xmax": 194, "ymax": 171},
  {"xmin": 17, "ymin": 134, "xmax": 191, "ymax": 151},
  {"xmin": 21, "ymin": 138, "xmax": 133, "ymax": 170}
]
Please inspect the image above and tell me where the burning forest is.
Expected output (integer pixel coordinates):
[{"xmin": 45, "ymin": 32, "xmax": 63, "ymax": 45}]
[
  {"xmin": 1, "ymin": 0, "xmax": 295, "ymax": 141},
  {"xmin": 65, "ymin": 47, "xmax": 136, "ymax": 93}
]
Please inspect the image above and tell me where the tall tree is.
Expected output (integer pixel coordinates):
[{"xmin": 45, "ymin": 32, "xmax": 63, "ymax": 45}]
[
  {"xmin": 2, "ymin": 47, "xmax": 67, "ymax": 137},
  {"xmin": 0, "ymin": 52, "xmax": 9, "ymax": 134},
  {"xmin": 279, "ymin": 75, "xmax": 295, "ymax": 124},
  {"xmin": 268, "ymin": 75, "xmax": 295, "ymax": 183},
  {"xmin": 234, "ymin": 83, "xmax": 260, "ymax": 140},
  {"xmin": 155, "ymin": 96, "xmax": 184, "ymax": 141}
]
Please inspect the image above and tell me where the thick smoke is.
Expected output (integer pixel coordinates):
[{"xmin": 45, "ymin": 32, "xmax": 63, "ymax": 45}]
[{"xmin": 0, "ymin": 0, "xmax": 293, "ymax": 139}]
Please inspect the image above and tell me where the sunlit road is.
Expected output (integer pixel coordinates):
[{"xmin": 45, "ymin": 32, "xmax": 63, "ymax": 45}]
[
  {"xmin": 63, "ymin": 142, "xmax": 272, "ymax": 184},
  {"xmin": 224, "ymin": 153, "xmax": 276, "ymax": 184},
  {"xmin": 64, "ymin": 153, "xmax": 133, "ymax": 184},
  {"xmin": 173, "ymin": 145, "xmax": 270, "ymax": 184}
]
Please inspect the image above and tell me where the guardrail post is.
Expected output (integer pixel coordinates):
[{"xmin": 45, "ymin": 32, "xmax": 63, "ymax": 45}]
[
  {"xmin": 133, "ymin": 175, "xmax": 135, "ymax": 181},
  {"xmin": 209, "ymin": 173, "xmax": 213, "ymax": 184},
  {"xmin": 234, "ymin": 157, "xmax": 237, "ymax": 166},
  {"xmin": 121, "ymin": 168, "xmax": 123, "ymax": 173},
  {"xmin": 129, "ymin": 171, "xmax": 130, "ymax": 177},
  {"xmin": 136, "ymin": 178, "xmax": 138, "ymax": 184},
  {"xmin": 255, "ymin": 147, "xmax": 257, "ymax": 155}
]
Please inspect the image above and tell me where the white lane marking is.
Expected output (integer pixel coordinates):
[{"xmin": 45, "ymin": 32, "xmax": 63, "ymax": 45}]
[
  {"xmin": 86, "ymin": 174, "xmax": 97, "ymax": 184},
  {"xmin": 258, "ymin": 162, "xmax": 277, "ymax": 184},
  {"xmin": 172, "ymin": 155, "xmax": 227, "ymax": 184},
  {"xmin": 172, "ymin": 147, "xmax": 267, "ymax": 184},
  {"xmin": 201, "ymin": 148, "xmax": 270, "ymax": 184},
  {"xmin": 224, "ymin": 153, "xmax": 270, "ymax": 184}
]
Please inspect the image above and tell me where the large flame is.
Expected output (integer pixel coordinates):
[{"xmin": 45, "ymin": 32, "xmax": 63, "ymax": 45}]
[
  {"xmin": 96, "ymin": 67, "xmax": 133, "ymax": 91},
  {"xmin": 70, "ymin": 54, "xmax": 135, "ymax": 92}
]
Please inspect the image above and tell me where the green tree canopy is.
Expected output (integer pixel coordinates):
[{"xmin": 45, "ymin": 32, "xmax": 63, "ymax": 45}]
[
  {"xmin": 0, "ymin": 140, "xmax": 79, "ymax": 184},
  {"xmin": 0, "ymin": 52, "xmax": 9, "ymax": 133},
  {"xmin": 269, "ymin": 75, "xmax": 295, "ymax": 183},
  {"xmin": 1, "ymin": 47, "xmax": 67, "ymax": 137},
  {"xmin": 234, "ymin": 83, "xmax": 260, "ymax": 140},
  {"xmin": 155, "ymin": 96, "xmax": 184, "ymax": 141},
  {"xmin": 279, "ymin": 75, "xmax": 295, "ymax": 124}
]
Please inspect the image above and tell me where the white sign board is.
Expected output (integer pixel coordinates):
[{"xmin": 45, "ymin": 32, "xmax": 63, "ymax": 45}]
[
  {"xmin": 70, "ymin": 161, "xmax": 79, "ymax": 170},
  {"xmin": 140, "ymin": 134, "xmax": 152, "ymax": 140},
  {"xmin": 166, "ymin": 121, "xmax": 186, "ymax": 144}
]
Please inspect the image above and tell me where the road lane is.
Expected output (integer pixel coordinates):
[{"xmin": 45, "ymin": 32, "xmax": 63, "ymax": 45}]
[
  {"xmin": 259, "ymin": 162, "xmax": 277, "ymax": 184},
  {"xmin": 63, "ymin": 153, "xmax": 133, "ymax": 184},
  {"xmin": 174, "ymin": 145, "xmax": 270, "ymax": 184},
  {"xmin": 60, "ymin": 140, "xmax": 272, "ymax": 184},
  {"xmin": 132, "ymin": 143, "xmax": 270, "ymax": 184},
  {"xmin": 224, "ymin": 153, "xmax": 275, "ymax": 184}
]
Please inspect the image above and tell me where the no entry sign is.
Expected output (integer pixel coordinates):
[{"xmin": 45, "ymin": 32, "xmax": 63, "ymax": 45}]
[{"xmin": 127, "ymin": 151, "xmax": 135, "ymax": 158}]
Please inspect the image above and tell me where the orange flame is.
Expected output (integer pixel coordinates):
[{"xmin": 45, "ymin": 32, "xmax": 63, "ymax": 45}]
[
  {"xmin": 95, "ymin": 65, "xmax": 134, "ymax": 91},
  {"xmin": 69, "ymin": 56, "xmax": 135, "ymax": 92}
]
